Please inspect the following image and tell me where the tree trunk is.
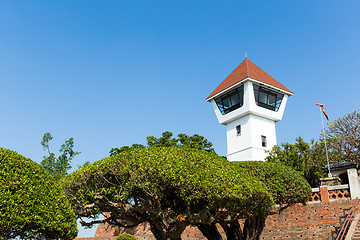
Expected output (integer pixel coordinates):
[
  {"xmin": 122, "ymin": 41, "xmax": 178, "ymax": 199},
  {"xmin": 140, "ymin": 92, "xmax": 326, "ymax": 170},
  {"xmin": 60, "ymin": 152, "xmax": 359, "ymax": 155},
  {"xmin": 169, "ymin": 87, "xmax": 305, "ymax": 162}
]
[
  {"xmin": 242, "ymin": 217, "xmax": 266, "ymax": 240},
  {"xmin": 148, "ymin": 218, "xmax": 186, "ymax": 240},
  {"xmin": 167, "ymin": 222, "xmax": 187, "ymax": 240},
  {"xmin": 148, "ymin": 220, "xmax": 168, "ymax": 240},
  {"xmin": 219, "ymin": 220, "xmax": 243, "ymax": 240},
  {"xmin": 197, "ymin": 223, "xmax": 223, "ymax": 240}
]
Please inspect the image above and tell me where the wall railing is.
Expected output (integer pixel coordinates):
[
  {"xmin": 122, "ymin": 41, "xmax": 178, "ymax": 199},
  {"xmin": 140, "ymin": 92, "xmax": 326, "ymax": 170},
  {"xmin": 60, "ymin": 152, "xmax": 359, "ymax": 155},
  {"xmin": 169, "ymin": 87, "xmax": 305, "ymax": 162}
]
[{"xmin": 309, "ymin": 184, "xmax": 350, "ymax": 203}]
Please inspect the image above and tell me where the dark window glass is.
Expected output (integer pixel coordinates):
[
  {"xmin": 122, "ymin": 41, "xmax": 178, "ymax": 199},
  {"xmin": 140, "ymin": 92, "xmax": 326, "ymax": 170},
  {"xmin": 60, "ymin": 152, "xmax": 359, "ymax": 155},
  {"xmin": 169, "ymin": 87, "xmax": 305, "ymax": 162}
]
[
  {"xmin": 236, "ymin": 125, "xmax": 241, "ymax": 136},
  {"xmin": 222, "ymin": 98, "xmax": 231, "ymax": 110},
  {"xmin": 215, "ymin": 85, "xmax": 244, "ymax": 115},
  {"xmin": 259, "ymin": 92, "xmax": 268, "ymax": 104},
  {"xmin": 253, "ymin": 84, "xmax": 284, "ymax": 111},
  {"xmin": 261, "ymin": 135, "xmax": 267, "ymax": 147},
  {"xmin": 268, "ymin": 94, "xmax": 276, "ymax": 106},
  {"xmin": 230, "ymin": 94, "xmax": 240, "ymax": 106}
]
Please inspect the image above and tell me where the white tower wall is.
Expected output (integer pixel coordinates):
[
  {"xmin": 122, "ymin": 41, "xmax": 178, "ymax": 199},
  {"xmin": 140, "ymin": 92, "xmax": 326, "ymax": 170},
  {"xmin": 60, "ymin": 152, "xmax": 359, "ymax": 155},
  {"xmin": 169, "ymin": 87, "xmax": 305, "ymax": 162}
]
[
  {"xmin": 226, "ymin": 115, "xmax": 276, "ymax": 161},
  {"xmin": 207, "ymin": 58, "xmax": 292, "ymax": 162}
]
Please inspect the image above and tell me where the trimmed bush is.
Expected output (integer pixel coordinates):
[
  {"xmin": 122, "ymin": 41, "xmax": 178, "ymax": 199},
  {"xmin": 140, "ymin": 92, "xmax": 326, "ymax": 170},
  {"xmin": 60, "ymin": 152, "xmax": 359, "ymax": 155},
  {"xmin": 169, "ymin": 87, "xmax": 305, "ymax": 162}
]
[
  {"xmin": 0, "ymin": 148, "xmax": 78, "ymax": 240},
  {"xmin": 233, "ymin": 161, "xmax": 312, "ymax": 205},
  {"xmin": 116, "ymin": 233, "xmax": 137, "ymax": 240}
]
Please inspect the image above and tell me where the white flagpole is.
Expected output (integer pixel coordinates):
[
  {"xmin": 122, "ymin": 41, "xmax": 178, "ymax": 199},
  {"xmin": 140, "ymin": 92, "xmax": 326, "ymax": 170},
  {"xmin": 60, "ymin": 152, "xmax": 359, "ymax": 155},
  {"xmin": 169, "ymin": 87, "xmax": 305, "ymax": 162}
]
[{"xmin": 318, "ymin": 105, "xmax": 332, "ymax": 177}]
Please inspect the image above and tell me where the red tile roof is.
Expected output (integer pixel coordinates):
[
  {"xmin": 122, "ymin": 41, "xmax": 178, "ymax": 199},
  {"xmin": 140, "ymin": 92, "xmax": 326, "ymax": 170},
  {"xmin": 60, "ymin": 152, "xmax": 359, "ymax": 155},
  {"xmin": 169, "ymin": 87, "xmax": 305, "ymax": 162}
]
[{"xmin": 206, "ymin": 58, "xmax": 293, "ymax": 101}]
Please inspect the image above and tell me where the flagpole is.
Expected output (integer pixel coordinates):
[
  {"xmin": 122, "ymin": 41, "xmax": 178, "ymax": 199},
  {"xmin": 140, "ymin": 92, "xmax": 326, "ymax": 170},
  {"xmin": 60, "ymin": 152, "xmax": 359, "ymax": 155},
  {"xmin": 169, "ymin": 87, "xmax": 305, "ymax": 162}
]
[{"xmin": 318, "ymin": 105, "xmax": 332, "ymax": 177}]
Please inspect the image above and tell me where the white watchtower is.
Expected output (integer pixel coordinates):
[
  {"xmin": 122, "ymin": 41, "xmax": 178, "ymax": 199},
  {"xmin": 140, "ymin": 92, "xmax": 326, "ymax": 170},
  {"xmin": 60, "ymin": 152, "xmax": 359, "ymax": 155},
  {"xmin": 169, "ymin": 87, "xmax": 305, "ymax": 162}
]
[{"xmin": 206, "ymin": 58, "xmax": 293, "ymax": 161}]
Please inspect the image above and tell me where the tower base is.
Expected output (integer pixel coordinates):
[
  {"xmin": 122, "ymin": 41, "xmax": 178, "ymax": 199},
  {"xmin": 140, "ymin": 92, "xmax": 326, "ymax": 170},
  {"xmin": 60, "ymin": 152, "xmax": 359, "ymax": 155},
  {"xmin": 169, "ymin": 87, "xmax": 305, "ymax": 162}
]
[{"xmin": 226, "ymin": 146, "xmax": 269, "ymax": 161}]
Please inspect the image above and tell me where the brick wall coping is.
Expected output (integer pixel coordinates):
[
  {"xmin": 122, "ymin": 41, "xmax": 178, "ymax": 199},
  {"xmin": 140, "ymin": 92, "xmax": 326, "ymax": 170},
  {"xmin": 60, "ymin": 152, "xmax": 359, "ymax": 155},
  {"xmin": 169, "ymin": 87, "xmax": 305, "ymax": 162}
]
[
  {"xmin": 312, "ymin": 184, "xmax": 349, "ymax": 192},
  {"xmin": 310, "ymin": 185, "xmax": 351, "ymax": 203}
]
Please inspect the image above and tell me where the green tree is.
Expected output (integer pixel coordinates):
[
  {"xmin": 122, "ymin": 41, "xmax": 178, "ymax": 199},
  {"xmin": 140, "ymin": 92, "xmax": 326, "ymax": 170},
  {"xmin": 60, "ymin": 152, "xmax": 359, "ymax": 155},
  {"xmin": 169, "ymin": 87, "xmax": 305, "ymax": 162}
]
[
  {"xmin": 197, "ymin": 161, "xmax": 311, "ymax": 240},
  {"xmin": 147, "ymin": 132, "xmax": 214, "ymax": 152},
  {"xmin": 0, "ymin": 148, "xmax": 78, "ymax": 240},
  {"xmin": 109, "ymin": 131, "xmax": 214, "ymax": 156},
  {"xmin": 61, "ymin": 146, "xmax": 272, "ymax": 240},
  {"xmin": 325, "ymin": 110, "xmax": 360, "ymax": 168},
  {"xmin": 41, "ymin": 132, "xmax": 80, "ymax": 180},
  {"xmin": 109, "ymin": 144, "xmax": 145, "ymax": 156},
  {"xmin": 146, "ymin": 131, "xmax": 179, "ymax": 147},
  {"xmin": 266, "ymin": 136, "xmax": 326, "ymax": 187}
]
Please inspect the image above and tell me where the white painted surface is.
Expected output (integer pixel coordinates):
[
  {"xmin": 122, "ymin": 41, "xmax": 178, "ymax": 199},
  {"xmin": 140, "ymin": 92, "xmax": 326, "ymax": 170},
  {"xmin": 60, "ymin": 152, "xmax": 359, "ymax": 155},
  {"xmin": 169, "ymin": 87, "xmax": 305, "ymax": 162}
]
[
  {"xmin": 347, "ymin": 168, "xmax": 360, "ymax": 199},
  {"xmin": 226, "ymin": 115, "xmax": 276, "ymax": 161},
  {"xmin": 210, "ymin": 80, "xmax": 290, "ymax": 161}
]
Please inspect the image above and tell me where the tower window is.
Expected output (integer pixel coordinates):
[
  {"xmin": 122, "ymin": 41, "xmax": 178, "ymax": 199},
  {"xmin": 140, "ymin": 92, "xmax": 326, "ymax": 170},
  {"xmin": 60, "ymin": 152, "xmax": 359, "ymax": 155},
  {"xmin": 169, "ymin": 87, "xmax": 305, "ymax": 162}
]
[
  {"xmin": 253, "ymin": 84, "xmax": 284, "ymax": 111},
  {"xmin": 261, "ymin": 135, "xmax": 267, "ymax": 147},
  {"xmin": 215, "ymin": 85, "xmax": 244, "ymax": 115},
  {"xmin": 236, "ymin": 125, "xmax": 241, "ymax": 136}
]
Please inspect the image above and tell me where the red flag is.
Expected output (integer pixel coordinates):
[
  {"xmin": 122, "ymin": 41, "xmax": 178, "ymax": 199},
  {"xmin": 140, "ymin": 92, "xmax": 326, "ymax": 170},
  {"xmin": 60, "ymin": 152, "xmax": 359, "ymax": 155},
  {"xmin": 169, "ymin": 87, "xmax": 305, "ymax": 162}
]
[{"xmin": 316, "ymin": 104, "xmax": 329, "ymax": 120}]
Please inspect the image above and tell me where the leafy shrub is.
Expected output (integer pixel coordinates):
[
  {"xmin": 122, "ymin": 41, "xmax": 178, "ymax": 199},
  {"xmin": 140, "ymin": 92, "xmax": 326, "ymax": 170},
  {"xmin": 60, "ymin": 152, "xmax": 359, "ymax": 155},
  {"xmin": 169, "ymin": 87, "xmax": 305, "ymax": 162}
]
[
  {"xmin": 116, "ymin": 233, "xmax": 137, "ymax": 240},
  {"xmin": 0, "ymin": 148, "xmax": 78, "ymax": 240},
  {"xmin": 233, "ymin": 161, "xmax": 312, "ymax": 205}
]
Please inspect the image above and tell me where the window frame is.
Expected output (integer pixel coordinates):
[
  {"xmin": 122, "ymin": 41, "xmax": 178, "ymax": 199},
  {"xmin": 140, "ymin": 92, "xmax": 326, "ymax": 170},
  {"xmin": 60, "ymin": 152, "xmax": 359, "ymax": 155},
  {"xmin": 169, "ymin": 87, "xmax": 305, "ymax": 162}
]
[
  {"xmin": 253, "ymin": 84, "xmax": 284, "ymax": 112},
  {"xmin": 215, "ymin": 85, "xmax": 244, "ymax": 115}
]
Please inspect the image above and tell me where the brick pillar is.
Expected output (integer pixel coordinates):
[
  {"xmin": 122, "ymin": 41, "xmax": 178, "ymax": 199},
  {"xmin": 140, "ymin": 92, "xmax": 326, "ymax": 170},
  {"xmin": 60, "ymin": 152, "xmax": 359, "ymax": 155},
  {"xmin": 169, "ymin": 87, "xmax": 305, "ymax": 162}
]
[{"xmin": 320, "ymin": 186, "xmax": 329, "ymax": 203}]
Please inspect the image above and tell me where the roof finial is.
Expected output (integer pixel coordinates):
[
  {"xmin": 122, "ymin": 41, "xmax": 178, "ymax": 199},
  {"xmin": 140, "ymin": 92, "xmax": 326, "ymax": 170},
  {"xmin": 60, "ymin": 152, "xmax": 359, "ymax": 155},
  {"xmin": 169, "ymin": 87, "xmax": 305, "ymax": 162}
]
[{"xmin": 245, "ymin": 51, "xmax": 247, "ymax": 58}]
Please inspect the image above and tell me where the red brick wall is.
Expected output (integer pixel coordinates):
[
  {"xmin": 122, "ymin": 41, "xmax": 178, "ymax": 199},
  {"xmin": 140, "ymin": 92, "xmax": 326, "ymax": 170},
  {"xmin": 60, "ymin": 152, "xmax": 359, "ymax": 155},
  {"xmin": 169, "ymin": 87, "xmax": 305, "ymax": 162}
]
[
  {"xmin": 76, "ymin": 200, "xmax": 354, "ymax": 240},
  {"xmin": 91, "ymin": 221, "xmax": 218, "ymax": 240},
  {"xmin": 76, "ymin": 189, "xmax": 356, "ymax": 240},
  {"xmin": 261, "ymin": 200, "xmax": 354, "ymax": 240}
]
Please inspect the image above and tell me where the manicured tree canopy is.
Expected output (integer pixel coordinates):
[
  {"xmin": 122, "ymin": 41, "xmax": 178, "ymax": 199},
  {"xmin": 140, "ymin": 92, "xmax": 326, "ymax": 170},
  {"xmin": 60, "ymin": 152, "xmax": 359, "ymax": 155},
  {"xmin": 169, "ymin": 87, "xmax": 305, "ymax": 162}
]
[
  {"xmin": 233, "ymin": 161, "xmax": 312, "ymax": 206},
  {"xmin": 0, "ymin": 148, "xmax": 78, "ymax": 240},
  {"xmin": 61, "ymin": 146, "xmax": 273, "ymax": 240},
  {"xmin": 265, "ymin": 137, "xmax": 326, "ymax": 187},
  {"xmin": 197, "ymin": 161, "xmax": 312, "ymax": 240}
]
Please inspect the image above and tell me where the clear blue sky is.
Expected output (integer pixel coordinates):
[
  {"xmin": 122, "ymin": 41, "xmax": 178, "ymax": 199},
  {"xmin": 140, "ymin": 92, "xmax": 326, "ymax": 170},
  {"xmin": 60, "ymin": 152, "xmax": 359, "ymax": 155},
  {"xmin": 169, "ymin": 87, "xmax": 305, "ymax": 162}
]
[{"xmin": 1, "ymin": 1, "xmax": 360, "ymax": 237}]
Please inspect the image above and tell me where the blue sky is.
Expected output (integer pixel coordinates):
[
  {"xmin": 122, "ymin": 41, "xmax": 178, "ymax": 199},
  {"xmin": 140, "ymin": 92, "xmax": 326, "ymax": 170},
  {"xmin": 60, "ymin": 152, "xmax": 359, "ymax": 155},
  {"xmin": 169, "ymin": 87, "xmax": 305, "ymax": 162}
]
[{"xmin": 1, "ymin": 1, "xmax": 360, "ymax": 237}]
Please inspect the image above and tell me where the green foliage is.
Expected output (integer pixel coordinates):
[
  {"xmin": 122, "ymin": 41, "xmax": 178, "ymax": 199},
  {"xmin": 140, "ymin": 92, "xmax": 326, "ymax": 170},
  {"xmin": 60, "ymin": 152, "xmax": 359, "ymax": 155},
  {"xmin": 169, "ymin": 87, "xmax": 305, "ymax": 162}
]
[
  {"xmin": 116, "ymin": 233, "xmax": 137, "ymax": 240},
  {"xmin": 233, "ymin": 161, "xmax": 312, "ymax": 205},
  {"xmin": 109, "ymin": 144, "xmax": 145, "ymax": 156},
  {"xmin": 62, "ymin": 146, "xmax": 272, "ymax": 239},
  {"xmin": 41, "ymin": 132, "xmax": 80, "ymax": 180},
  {"xmin": 77, "ymin": 161, "xmax": 91, "ymax": 170},
  {"xmin": 177, "ymin": 133, "xmax": 214, "ymax": 151},
  {"xmin": 0, "ymin": 148, "xmax": 78, "ymax": 240},
  {"xmin": 325, "ymin": 110, "xmax": 360, "ymax": 168},
  {"xmin": 110, "ymin": 131, "xmax": 214, "ymax": 156},
  {"xmin": 147, "ymin": 132, "xmax": 215, "ymax": 152},
  {"xmin": 266, "ymin": 136, "xmax": 326, "ymax": 187},
  {"xmin": 146, "ymin": 131, "xmax": 179, "ymax": 147},
  {"xmin": 197, "ymin": 161, "xmax": 312, "ymax": 240}
]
